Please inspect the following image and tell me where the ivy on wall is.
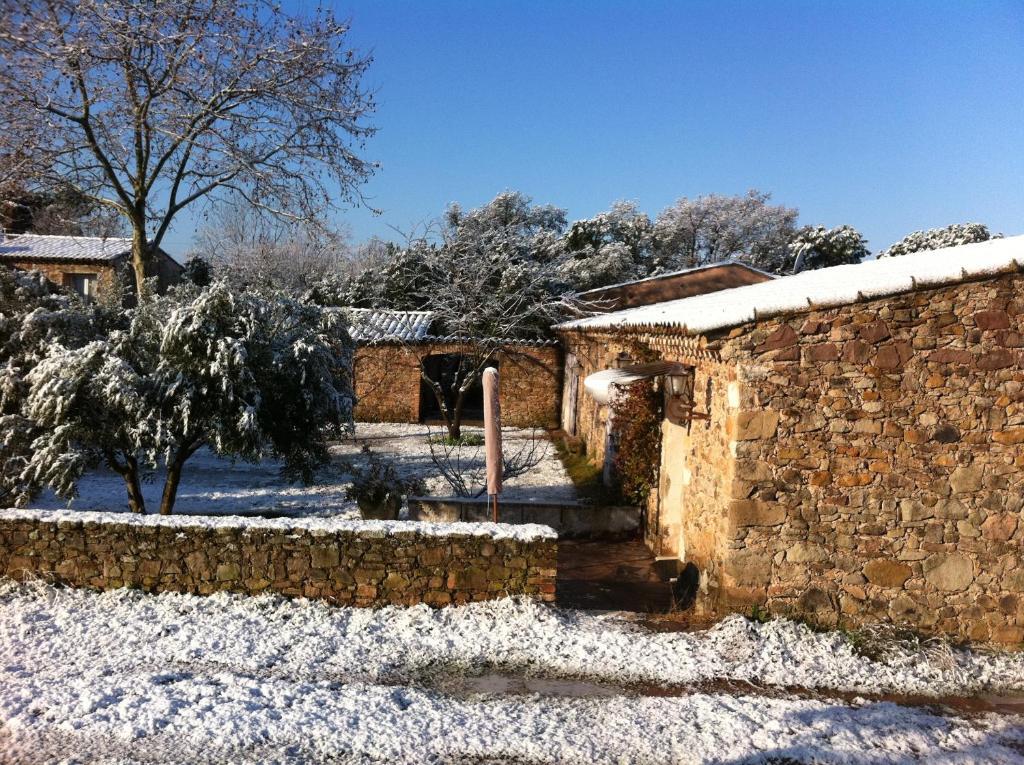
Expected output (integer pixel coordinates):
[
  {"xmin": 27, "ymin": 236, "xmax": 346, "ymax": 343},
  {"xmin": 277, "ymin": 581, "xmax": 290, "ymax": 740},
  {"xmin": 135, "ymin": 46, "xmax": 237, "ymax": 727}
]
[{"xmin": 610, "ymin": 334, "xmax": 664, "ymax": 508}]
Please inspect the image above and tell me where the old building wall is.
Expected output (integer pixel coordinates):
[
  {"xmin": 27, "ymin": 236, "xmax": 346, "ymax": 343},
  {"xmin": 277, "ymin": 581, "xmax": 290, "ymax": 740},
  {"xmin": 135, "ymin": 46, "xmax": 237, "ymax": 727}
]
[
  {"xmin": 708, "ymin": 271, "xmax": 1024, "ymax": 642},
  {"xmin": 564, "ymin": 271, "xmax": 1024, "ymax": 642},
  {"xmin": 559, "ymin": 330, "xmax": 736, "ymax": 559},
  {"xmin": 6, "ymin": 259, "xmax": 120, "ymax": 297},
  {"xmin": 655, "ymin": 356, "xmax": 738, "ymax": 564},
  {"xmin": 354, "ymin": 342, "xmax": 562, "ymax": 428},
  {"xmin": 7, "ymin": 251, "xmax": 182, "ymax": 301},
  {"xmin": 353, "ymin": 345, "xmax": 423, "ymax": 423}
]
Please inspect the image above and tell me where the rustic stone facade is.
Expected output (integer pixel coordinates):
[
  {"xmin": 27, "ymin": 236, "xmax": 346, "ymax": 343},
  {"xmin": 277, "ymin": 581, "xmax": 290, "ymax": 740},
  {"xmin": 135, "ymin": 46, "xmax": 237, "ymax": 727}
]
[
  {"xmin": 5, "ymin": 252, "xmax": 182, "ymax": 302},
  {"xmin": 354, "ymin": 341, "xmax": 563, "ymax": 428},
  {"xmin": 0, "ymin": 511, "xmax": 557, "ymax": 607},
  {"xmin": 5, "ymin": 258, "xmax": 122, "ymax": 297},
  {"xmin": 561, "ymin": 271, "xmax": 1024, "ymax": 642}
]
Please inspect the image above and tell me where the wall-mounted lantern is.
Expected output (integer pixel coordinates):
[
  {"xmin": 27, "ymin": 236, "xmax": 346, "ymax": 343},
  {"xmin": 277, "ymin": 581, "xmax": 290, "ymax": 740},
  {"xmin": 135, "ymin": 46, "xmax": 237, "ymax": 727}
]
[{"xmin": 665, "ymin": 370, "xmax": 710, "ymax": 425}]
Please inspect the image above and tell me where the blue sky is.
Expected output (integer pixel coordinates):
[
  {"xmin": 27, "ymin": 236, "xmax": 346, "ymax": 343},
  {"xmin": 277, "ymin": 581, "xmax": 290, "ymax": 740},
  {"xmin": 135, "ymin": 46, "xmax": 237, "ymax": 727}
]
[{"xmin": 164, "ymin": 0, "xmax": 1024, "ymax": 257}]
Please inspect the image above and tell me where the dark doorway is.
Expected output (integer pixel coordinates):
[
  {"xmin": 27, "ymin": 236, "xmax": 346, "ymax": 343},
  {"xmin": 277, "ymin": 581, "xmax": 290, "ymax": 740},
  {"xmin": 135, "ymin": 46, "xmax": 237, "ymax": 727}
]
[{"xmin": 419, "ymin": 354, "xmax": 495, "ymax": 422}]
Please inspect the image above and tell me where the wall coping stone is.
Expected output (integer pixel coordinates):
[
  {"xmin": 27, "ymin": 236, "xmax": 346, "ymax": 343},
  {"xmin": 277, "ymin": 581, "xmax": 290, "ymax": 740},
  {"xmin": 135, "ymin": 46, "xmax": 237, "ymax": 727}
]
[{"xmin": 0, "ymin": 508, "xmax": 557, "ymax": 542}]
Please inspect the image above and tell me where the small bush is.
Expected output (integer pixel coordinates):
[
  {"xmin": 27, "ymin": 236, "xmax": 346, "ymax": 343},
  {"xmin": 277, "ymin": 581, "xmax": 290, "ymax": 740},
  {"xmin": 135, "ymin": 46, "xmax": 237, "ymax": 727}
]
[
  {"xmin": 428, "ymin": 433, "xmax": 485, "ymax": 447},
  {"xmin": 345, "ymin": 446, "xmax": 425, "ymax": 508}
]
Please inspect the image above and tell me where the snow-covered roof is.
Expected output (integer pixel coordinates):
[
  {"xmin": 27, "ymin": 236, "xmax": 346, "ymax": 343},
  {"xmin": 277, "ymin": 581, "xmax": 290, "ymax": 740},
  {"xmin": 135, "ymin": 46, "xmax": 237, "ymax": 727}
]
[
  {"xmin": 556, "ymin": 235, "xmax": 1024, "ymax": 335},
  {"xmin": 344, "ymin": 308, "xmax": 435, "ymax": 343},
  {"xmin": 341, "ymin": 308, "xmax": 560, "ymax": 347},
  {"xmin": 0, "ymin": 233, "xmax": 133, "ymax": 262},
  {"xmin": 575, "ymin": 260, "xmax": 775, "ymax": 298}
]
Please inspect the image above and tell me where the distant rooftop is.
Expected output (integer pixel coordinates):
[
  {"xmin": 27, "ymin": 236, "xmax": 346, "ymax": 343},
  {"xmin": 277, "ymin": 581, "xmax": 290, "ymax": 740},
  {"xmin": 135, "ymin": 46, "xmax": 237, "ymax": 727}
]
[
  {"xmin": 576, "ymin": 260, "xmax": 775, "ymax": 298},
  {"xmin": 576, "ymin": 260, "xmax": 775, "ymax": 312},
  {"xmin": 557, "ymin": 235, "xmax": 1024, "ymax": 335},
  {"xmin": 0, "ymin": 233, "xmax": 133, "ymax": 262}
]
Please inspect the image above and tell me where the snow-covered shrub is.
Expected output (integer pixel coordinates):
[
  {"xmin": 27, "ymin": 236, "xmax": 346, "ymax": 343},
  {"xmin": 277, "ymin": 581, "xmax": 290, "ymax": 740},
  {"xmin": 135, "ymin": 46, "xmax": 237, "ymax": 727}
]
[
  {"xmin": 22, "ymin": 281, "xmax": 356, "ymax": 514},
  {"xmin": 878, "ymin": 223, "xmax": 998, "ymax": 258},
  {"xmin": 787, "ymin": 224, "xmax": 869, "ymax": 273},
  {"xmin": 344, "ymin": 445, "xmax": 425, "ymax": 519}
]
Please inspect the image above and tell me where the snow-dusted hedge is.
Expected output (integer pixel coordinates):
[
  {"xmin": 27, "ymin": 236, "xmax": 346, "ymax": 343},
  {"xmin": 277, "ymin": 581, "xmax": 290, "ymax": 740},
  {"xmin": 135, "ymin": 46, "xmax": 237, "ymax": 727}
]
[{"xmin": 0, "ymin": 509, "xmax": 556, "ymax": 607}]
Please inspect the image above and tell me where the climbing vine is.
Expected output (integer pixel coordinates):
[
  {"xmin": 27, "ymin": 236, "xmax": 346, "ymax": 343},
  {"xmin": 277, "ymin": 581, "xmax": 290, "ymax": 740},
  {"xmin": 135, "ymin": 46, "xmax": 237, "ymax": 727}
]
[{"xmin": 610, "ymin": 339, "xmax": 663, "ymax": 507}]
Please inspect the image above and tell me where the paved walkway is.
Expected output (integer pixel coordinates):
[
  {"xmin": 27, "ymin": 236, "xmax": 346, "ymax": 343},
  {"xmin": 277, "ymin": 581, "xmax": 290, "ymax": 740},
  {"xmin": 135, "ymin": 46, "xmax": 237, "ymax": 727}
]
[{"xmin": 556, "ymin": 540, "xmax": 676, "ymax": 612}]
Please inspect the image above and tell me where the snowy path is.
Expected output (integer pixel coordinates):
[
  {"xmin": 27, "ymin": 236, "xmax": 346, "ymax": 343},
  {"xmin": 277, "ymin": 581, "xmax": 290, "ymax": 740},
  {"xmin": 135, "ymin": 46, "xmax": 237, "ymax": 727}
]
[
  {"xmin": 27, "ymin": 422, "xmax": 574, "ymax": 516},
  {"xmin": 2, "ymin": 582, "xmax": 1023, "ymax": 764}
]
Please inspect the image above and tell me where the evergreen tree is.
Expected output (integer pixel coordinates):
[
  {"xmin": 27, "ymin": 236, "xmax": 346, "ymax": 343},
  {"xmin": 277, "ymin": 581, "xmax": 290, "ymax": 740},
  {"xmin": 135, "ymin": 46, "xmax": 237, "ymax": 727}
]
[
  {"xmin": 878, "ymin": 223, "xmax": 998, "ymax": 258},
  {"xmin": 21, "ymin": 282, "xmax": 356, "ymax": 514},
  {"xmin": 787, "ymin": 225, "xmax": 870, "ymax": 273}
]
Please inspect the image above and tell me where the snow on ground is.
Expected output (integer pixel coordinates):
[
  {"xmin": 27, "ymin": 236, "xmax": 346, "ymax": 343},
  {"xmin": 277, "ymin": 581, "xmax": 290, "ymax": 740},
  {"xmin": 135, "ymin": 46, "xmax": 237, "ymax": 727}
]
[
  {"xmin": 26, "ymin": 422, "xmax": 575, "ymax": 517},
  {"xmin": 1, "ymin": 582, "xmax": 1023, "ymax": 764},
  {"xmin": 334, "ymin": 422, "xmax": 577, "ymax": 503}
]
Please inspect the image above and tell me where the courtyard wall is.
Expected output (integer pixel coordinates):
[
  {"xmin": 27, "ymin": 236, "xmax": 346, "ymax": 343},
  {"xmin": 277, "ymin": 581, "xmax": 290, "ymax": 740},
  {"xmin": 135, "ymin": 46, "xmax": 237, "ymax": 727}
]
[
  {"xmin": 0, "ymin": 510, "xmax": 556, "ymax": 607},
  {"xmin": 354, "ymin": 341, "xmax": 563, "ymax": 428}
]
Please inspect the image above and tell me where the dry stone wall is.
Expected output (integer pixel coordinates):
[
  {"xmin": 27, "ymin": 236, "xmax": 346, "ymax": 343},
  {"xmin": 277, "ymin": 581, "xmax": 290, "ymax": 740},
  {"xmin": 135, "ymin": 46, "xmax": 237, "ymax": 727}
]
[{"xmin": 0, "ymin": 510, "xmax": 557, "ymax": 607}]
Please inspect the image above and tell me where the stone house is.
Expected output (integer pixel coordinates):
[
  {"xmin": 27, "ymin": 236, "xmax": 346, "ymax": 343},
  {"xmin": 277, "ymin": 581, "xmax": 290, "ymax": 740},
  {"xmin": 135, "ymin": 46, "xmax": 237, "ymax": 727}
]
[
  {"xmin": 346, "ymin": 308, "xmax": 562, "ymax": 428},
  {"xmin": 0, "ymin": 233, "xmax": 183, "ymax": 302},
  {"xmin": 556, "ymin": 235, "xmax": 1024, "ymax": 642}
]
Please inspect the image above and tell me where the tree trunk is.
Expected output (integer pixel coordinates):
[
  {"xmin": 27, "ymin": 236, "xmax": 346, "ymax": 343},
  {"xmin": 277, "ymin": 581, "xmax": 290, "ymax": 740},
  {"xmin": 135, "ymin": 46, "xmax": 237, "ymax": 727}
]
[
  {"xmin": 124, "ymin": 464, "xmax": 146, "ymax": 514},
  {"xmin": 159, "ymin": 449, "xmax": 188, "ymax": 515},
  {"xmin": 420, "ymin": 364, "xmax": 458, "ymax": 439},
  {"xmin": 130, "ymin": 213, "xmax": 150, "ymax": 303},
  {"xmin": 450, "ymin": 386, "xmax": 469, "ymax": 440},
  {"xmin": 107, "ymin": 452, "xmax": 145, "ymax": 513}
]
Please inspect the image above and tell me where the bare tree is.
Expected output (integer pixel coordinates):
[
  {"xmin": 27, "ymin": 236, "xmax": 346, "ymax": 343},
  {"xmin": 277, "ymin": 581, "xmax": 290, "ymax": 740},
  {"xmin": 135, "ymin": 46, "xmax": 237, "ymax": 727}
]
[
  {"xmin": 409, "ymin": 245, "xmax": 582, "ymax": 439},
  {"xmin": 0, "ymin": 0, "xmax": 375, "ymax": 299},
  {"xmin": 427, "ymin": 428, "xmax": 549, "ymax": 498},
  {"xmin": 190, "ymin": 203, "xmax": 351, "ymax": 293}
]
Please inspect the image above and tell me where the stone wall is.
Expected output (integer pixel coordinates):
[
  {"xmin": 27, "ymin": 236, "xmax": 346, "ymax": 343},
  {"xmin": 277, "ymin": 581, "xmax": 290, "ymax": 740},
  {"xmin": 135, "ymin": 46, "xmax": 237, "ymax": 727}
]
[
  {"xmin": 709, "ymin": 271, "xmax": 1024, "ymax": 642},
  {"xmin": 354, "ymin": 341, "xmax": 563, "ymax": 428},
  {"xmin": 563, "ymin": 271, "xmax": 1024, "ymax": 642},
  {"xmin": 0, "ymin": 510, "xmax": 557, "ymax": 607}
]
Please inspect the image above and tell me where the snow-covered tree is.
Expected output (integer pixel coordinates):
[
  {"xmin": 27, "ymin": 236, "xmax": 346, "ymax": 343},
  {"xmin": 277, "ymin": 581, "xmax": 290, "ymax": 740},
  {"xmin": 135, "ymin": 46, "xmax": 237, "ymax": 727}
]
[
  {"xmin": 0, "ymin": 0, "xmax": 375, "ymax": 300},
  {"xmin": 22, "ymin": 282, "xmax": 356, "ymax": 514},
  {"xmin": 786, "ymin": 225, "xmax": 870, "ymax": 273},
  {"xmin": 560, "ymin": 201, "xmax": 654, "ymax": 290},
  {"xmin": 0, "ymin": 269, "xmax": 113, "ymax": 505},
  {"xmin": 653, "ymin": 190, "xmax": 798, "ymax": 273},
  {"xmin": 878, "ymin": 223, "xmax": 998, "ymax": 258},
  {"xmin": 369, "ymin": 192, "xmax": 578, "ymax": 438},
  {"xmin": 330, "ymin": 243, "xmax": 435, "ymax": 311}
]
